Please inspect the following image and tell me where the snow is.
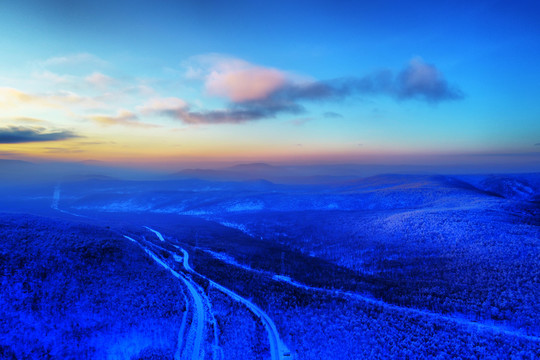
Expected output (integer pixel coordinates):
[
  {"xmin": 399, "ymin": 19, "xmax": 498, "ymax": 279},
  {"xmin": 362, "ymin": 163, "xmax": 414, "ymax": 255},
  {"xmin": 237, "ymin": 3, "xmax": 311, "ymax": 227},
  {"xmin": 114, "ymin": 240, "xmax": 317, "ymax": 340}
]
[
  {"xmin": 126, "ymin": 234, "xmax": 206, "ymax": 360},
  {"xmin": 217, "ymin": 221, "xmax": 254, "ymax": 236},
  {"xmin": 226, "ymin": 201, "xmax": 264, "ymax": 212},
  {"xmin": 144, "ymin": 226, "xmax": 165, "ymax": 241}
]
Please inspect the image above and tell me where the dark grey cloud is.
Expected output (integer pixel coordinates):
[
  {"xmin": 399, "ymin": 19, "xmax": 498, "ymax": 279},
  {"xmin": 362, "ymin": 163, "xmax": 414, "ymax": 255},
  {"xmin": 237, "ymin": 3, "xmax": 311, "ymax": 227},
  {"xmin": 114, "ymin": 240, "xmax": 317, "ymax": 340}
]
[
  {"xmin": 269, "ymin": 59, "xmax": 462, "ymax": 103},
  {"xmin": 535, "ymin": 143, "xmax": 540, "ymax": 146},
  {"xmin": 0, "ymin": 126, "xmax": 79, "ymax": 143},
  {"xmin": 170, "ymin": 101, "xmax": 304, "ymax": 124},
  {"xmin": 394, "ymin": 59, "xmax": 463, "ymax": 101}
]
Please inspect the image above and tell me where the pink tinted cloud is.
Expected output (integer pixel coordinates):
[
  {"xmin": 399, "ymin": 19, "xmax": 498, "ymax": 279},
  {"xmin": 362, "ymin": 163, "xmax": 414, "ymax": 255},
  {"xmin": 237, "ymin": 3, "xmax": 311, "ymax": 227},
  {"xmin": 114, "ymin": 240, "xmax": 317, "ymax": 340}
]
[
  {"xmin": 206, "ymin": 66, "xmax": 287, "ymax": 102},
  {"xmin": 166, "ymin": 55, "xmax": 463, "ymax": 126},
  {"xmin": 186, "ymin": 55, "xmax": 289, "ymax": 102}
]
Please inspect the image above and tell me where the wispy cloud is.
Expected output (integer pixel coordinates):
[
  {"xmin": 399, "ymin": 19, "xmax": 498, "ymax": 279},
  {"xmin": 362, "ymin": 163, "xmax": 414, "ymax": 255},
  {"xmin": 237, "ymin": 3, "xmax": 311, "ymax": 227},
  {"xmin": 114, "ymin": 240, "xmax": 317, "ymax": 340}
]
[
  {"xmin": 43, "ymin": 147, "xmax": 85, "ymax": 154},
  {"xmin": 138, "ymin": 97, "xmax": 188, "ymax": 117},
  {"xmin": 13, "ymin": 117, "xmax": 47, "ymax": 124},
  {"xmin": 0, "ymin": 87, "xmax": 105, "ymax": 111},
  {"xmin": 38, "ymin": 53, "xmax": 108, "ymax": 68},
  {"xmin": 180, "ymin": 104, "xmax": 302, "ymax": 124},
  {"xmin": 89, "ymin": 110, "xmax": 159, "ymax": 128},
  {"xmin": 137, "ymin": 96, "xmax": 290, "ymax": 124},
  {"xmin": 0, "ymin": 87, "xmax": 43, "ymax": 104},
  {"xmin": 289, "ymin": 118, "xmax": 312, "ymax": 126},
  {"xmin": 323, "ymin": 111, "xmax": 343, "ymax": 118},
  {"xmin": 0, "ymin": 151, "xmax": 20, "ymax": 157},
  {"xmin": 32, "ymin": 71, "xmax": 78, "ymax": 86},
  {"xmin": 85, "ymin": 72, "xmax": 116, "ymax": 88},
  {"xmin": 0, "ymin": 126, "xmax": 79, "ymax": 143},
  {"xmin": 151, "ymin": 100, "xmax": 303, "ymax": 124}
]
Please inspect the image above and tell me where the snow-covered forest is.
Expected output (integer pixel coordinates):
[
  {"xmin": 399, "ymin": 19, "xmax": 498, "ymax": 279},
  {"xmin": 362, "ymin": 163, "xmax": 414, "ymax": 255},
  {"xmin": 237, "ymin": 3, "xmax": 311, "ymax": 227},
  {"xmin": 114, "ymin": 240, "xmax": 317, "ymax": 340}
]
[{"xmin": 0, "ymin": 172, "xmax": 539, "ymax": 359}]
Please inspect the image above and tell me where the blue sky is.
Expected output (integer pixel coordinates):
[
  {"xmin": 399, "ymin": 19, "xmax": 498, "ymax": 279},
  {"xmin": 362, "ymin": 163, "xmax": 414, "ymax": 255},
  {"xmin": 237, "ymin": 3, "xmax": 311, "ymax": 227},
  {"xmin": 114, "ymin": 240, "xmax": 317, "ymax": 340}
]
[{"xmin": 0, "ymin": 0, "xmax": 539, "ymax": 170}]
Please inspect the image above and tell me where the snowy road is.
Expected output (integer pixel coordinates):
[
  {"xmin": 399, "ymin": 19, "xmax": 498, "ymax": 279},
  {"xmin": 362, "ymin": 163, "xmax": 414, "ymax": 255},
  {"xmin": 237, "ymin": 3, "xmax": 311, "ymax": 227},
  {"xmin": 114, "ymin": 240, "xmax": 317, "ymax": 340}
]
[
  {"xmin": 124, "ymin": 235, "xmax": 207, "ymax": 360},
  {"xmin": 144, "ymin": 226, "xmax": 165, "ymax": 241},
  {"xmin": 176, "ymin": 247, "xmax": 288, "ymax": 360},
  {"xmin": 175, "ymin": 290, "xmax": 190, "ymax": 360},
  {"xmin": 142, "ymin": 228, "xmax": 222, "ymax": 360},
  {"xmin": 51, "ymin": 184, "xmax": 86, "ymax": 218},
  {"xmin": 204, "ymin": 247, "xmax": 540, "ymax": 344},
  {"xmin": 145, "ymin": 228, "xmax": 289, "ymax": 360}
]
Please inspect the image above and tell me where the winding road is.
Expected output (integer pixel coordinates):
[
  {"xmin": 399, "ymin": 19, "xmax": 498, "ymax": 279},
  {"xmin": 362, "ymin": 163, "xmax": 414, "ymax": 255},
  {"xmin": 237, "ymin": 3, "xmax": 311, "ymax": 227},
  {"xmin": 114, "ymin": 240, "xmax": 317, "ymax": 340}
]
[
  {"xmin": 202, "ymin": 245, "xmax": 540, "ymax": 344},
  {"xmin": 145, "ymin": 228, "xmax": 289, "ymax": 360},
  {"xmin": 50, "ymin": 184, "xmax": 540, "ymax": 357},
  {"xmin": 52, "ymin": 184, "xmax": 288, "ymax": 359},
  {"xmin": 176, "ymin": 246, "xmax": 289, "ymax": 360},
  {"xmin": 124, "ymin": 235, "xmax": 207, "ymax": 360},
  {"xmin": 142, "ymin": 228, "xmax": 222, "ymax": 360}
]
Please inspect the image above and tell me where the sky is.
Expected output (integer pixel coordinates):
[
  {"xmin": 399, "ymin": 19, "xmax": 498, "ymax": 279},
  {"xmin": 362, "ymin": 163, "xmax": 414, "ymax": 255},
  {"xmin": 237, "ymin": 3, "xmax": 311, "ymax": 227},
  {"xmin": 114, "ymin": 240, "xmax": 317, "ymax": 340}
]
[{"xmin": 0, "ymin": 0, "xmax": 539, "ymax": 171}]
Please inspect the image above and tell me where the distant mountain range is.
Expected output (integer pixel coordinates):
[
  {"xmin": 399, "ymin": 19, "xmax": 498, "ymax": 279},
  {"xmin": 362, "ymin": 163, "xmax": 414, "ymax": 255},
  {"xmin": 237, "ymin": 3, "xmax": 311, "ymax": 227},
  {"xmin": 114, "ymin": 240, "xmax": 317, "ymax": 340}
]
[{"xmin": 170, "ymin": 163, "xmax": 449, "ymax": 184}]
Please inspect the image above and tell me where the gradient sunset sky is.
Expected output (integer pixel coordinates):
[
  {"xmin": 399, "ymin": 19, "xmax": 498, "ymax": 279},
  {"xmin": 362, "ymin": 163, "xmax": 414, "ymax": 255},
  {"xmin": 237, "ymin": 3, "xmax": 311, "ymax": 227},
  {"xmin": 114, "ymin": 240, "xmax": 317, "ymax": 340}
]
[{"xmin": 1, "ymin": 0, "xmax": 539, "ymax": 170}]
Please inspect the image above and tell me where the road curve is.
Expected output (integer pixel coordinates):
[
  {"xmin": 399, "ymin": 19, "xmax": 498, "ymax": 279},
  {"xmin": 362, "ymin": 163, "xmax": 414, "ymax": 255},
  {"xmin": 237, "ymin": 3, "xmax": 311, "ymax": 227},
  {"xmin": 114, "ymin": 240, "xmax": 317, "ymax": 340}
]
[
  {"xmin": 144, "ymin": 226, "xmax": 165, "ymax": 241},
  {"xmin": 124, "ymin": 235, "xmax": 206, "ymax": 360},
  {"xmin": 174, "ymin": 244, "xmax": 289, "ymax": 360}
]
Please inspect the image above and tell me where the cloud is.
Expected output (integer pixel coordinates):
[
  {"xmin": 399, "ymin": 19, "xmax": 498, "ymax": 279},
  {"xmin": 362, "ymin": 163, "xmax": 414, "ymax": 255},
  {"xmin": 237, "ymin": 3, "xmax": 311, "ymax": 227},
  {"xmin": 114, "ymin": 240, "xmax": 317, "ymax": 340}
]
[
  {"xmin": 0, "ymin": 151, "xmax": 19, "ymax": 156},
  {"xmin": 535, "ymin": 143, "xmax": 540, "ymax": 146},
  {"xmin": 185, "ymin": 54, "xmax": 288, "ymax": 102},
  {"xmin": 13, "ymin": 117, "xmax": 47, "ymax": 124},
  {"xmin": 174, "ymin": 55, "xmax": 463, "ymax": 125},
  {"xmin": 179, "ymin": 103, "xmax": 303, "ymax": 124},
  {"xmin": 90, "ymin": 110, "xmax": 159, "ymax": 128},
  {"xmin": 395, "ymin": 58, "xmax": 463, "ymax": 101},
  {"xmin": 85, "ymin": 72, "xmax": 116, "ymax": 88},
  {"xmin": 139, "ymin": 95, "xmax": 301, "ymax": 124},
  {"xmin": 32, "ymin": 71, "xmax": 77, "ymax": 86},
  {"xmin": 0, "ymin": 87, "xmax": 105, "ymax": 111},
  {"xmin": 323, "ymin": 111, "xmax": 343, "ymax": 118},
  {"xmin": 30, "ymin": 69, "xmax": 146, "ymax": 110},
  {"xmin": 139, "ymin": 97, "xmax": 188, "ymax": 117},
  {"xmin": 30, "ymin": 53, "xmax": 112, "ymax": 94},
  {"xmin": 0, "ymin": 87, "xmax": 43, "ymax": 104},
  {"xmin": 206, "ymin": 66, "xmax": 287, "ymax": 102},
  {"xmin": 39, "ymin": 53, "xmax": 107, "ymax": 68},
  {"xmin": 182, "ymin": 53, "xmax": 245, "ymax": 80},
  {"xmin": 262, "ymin": 58, "xmax": 462, "ymax": 104},
  {"xmin": 191, "ymin": 55, "xmax": 462, "ymax": 104},
  {"xmin": 43, "ymin": 147, "xmax": 84, "ymax": 154},
  {"xmin": 0, "ymin": 126, "xmax": 79, "ymax": 143},
  {"xmin": 289, "ymin": 118, "xmax": 312, "ymax": 126},
  {"xmin": 178, "ymin": 101, "xmax": 303, "ymax": 124}
]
